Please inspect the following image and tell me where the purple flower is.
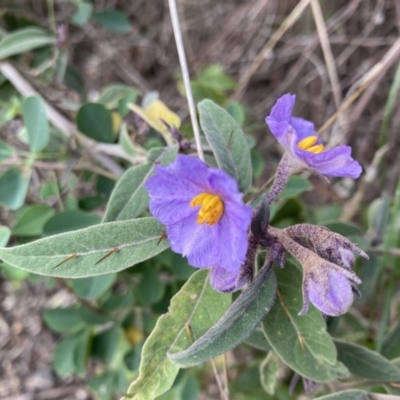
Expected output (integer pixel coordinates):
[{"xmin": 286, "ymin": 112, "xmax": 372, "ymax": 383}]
[
  {"xmin": 271, "ymin": 225, "xmax": 366, "ymax": 316},
  {"xmin": 265, "ymin": 94, "xmax": 362, "ymax": 179},
  {"xmin": 145, "ymin": 155, "xmax": 252, "ymax": 292},
  {"xmin": 301, "ymin": 267, "xmax": 360, "ymax": 316}
]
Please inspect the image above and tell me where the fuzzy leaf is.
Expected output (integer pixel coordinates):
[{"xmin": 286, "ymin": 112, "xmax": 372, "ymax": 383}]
[
  {"xmin": 123, "ymin": 270, "xmax": 231, "ymax": 400},
  {"xmin": 245, "ymin": 326, "xmax": 272, "ymax": 351},
  {"xmin": 77, "ymin": 103, "xmax": 114, "ymax": 143},
  {"xmin": 334, "ymin": 339, "xmax": 400, "ymax": 382},
  {"xmin": 22, "ymin": 95, "xmax": 50, "ymax": 153},
  {"xmin": 263, "ymin": 264, "xmax": 347, "ymax": 382},
  {"xmin": 168, "ymin": 266, "xmax": 276, "ymax": 366},
  {"xmin": 0, "ymin": 167, "xmax": 31, "ymax": 210},
  {"xmin": 198, "ymin": 99, "xmax": 252, "ymax": 193},
  {"xmin": 0, "ymin": 217, "xmax": 168, "ymax": 278},
  {"xmin": 314, "ymin": 391, "xmax": 370, "ymax": 400},
  {"xmin": 0, "ymin": 226, "xmax": 11, "ymax": 247},
  {"xmin": 103, "ymin": 145, "xmax": 178, "ymax": 222},
  {"xmin": 0, "ymin": 27, "xmax": 55, "ymax": 60},
  {"xmin": 260, "ymin": 352, "xmax": 280, "ymax": 395}
]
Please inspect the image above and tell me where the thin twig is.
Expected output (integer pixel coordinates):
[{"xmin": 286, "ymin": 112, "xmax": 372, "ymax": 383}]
[
  {"xmin": 222, "ymin": 352, "xmax": 229, "ymax": 398},
  {"xmin": 168, "ymin": 0, "xmax": 204, "ymax": 161},
  {"xmin": 211, "ymin": 359, "xmax": 229, "ymax": 400},
  {"xmin": 233, "ymin": 0, "xmax": 311, "ymax": 101},
  {"xmin": 370, "ymin": 247, "xmax": 400, "ymax": 257},
  {"xmin": 310, "ymin": 0, "xmax": 342, "ymax": 109},
  {"xmin": 318, "ymin": 38, "xmax": 400, "ymax": 136}
]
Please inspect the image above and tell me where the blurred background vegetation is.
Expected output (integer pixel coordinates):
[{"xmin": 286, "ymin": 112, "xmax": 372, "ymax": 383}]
[{"xmin": 1, "ymin": 0, "xmax": 400, "ymax": 399}]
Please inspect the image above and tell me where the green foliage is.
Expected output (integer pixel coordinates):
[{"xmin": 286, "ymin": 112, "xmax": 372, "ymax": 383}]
[
  {"xmin": 71, "ymin": 2, "xmax": 93, "ymax": 26},
  {"xmin": 43, "ymin": 210, "xmax": 101, "ymax": 236},
  {"xmin": 198, "ymin": 99, "xmax": 252, "ymax": 193},
  {"xmin": 0, "ymin": 139, "xmax": 15, "ymax": 162},
  {"xmin": 334, "ymin": 339, "xmax": 400, "ymax": 382},
  {"xmin": 169, "ymin": 266, "xmax": 276, "ymax": 367},
  {"xmin": 0, "ymin": 226, "xmax": 11, "ymax": 247},
  {"xmin": 0, "ymin": 167, "xmax": 31, "ymax": 210},
  {"xmin": 103, "ymin": 145, "xmax": 178, "ymax": 222},
  {"xmin": 263, "ymin": 264, "xmax": 347, "ymax": 382},
  {"xmin": 93, "ymin": 10, "xmax": 132, "ymax": 33},
  {"xmin": 0, "ymin": 27, "xmax": 55, "ymax": 60},
  {"xmin": 70, "ymin": 274, "xmax": 117, "ymax": 300},
  {"xmin": 0, "ymin": 7, "xmax": 397, "ymax": 397},
  {"xmin": 124, "ymin": 270, "xmax": 231, "ymax": 399},
  {"xmin": 259, "ymin": 352, "xmax": 280, "ymax": 395},
  {"xmin": 21, "ymin": 95, "xmax": 50, "ymax": 153},
  {"xmin": 0, "ymin": 218, "xmax": 169, "ymax": 277},
  {"xmin": 77, "ymin": 103, "xmax": 114, "ymax": 143},
  {"xmin": 12, "ymin": 204, "xmax": 55, "ymax": 236}
]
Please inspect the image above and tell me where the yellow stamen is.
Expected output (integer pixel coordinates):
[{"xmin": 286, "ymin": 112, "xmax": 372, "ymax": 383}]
[
  {"xmin": 297, "ymin": 135, "xmax": 325, "ymax": 154},
  {"xmin": 190, "ymin": 193, "xmax": 224, "ymax": 226},
  {"xmin": 307, "ymin": 144, "xmax": 325, "ymax": 154}
]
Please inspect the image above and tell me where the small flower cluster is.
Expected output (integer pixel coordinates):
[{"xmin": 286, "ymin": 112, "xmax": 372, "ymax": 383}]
[{"xmin": 145, "ymin": 94, "xmax": 367, "ymax": 317}]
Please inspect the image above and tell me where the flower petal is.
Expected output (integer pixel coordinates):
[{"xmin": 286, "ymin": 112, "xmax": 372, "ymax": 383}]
[
  {"xmin": 296, "ymin": 146, "xmax": 362, "ymax": 178},
  {"xmin": 210, "ymin": 266, "xmax": 240, "ymax": 292},
  {"xmin": 307, "ymin": 271, "xmax": 354, "ymax": 316},
  {"xmin": 290, "ymin": 117, "xmax": 316, "ymax": 142},
  {"xmin": 166, "ymin": 214, "xmax": 218, "ymax": 268},
  {"xmin": 149, "ymin": 198, "xmax": 194, "ymax": 225},
  {"xmin": 269, "ymin": 93, "xmax": 295, "ymax": 122}
]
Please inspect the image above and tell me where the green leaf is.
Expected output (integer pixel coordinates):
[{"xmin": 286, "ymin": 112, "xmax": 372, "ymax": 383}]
[
  {"xmin": 244, "ymin": 326, "xmax": 272, "ymax": 351},
  {"xmin": 259, "ymin": 352, "xmax": 280, "ymax": 395},
  {"xmin": 103, "ymin": 145, "xmax": 178, "ymax": 222},
  {"xmin": 77, "ymin": 103, "xmax": 114, "ymax": 143},
  {"xmin": 93, "ymin": 10, "xmax": 132, "ymax": 33},
  {"xmin": 80, "ymin": 306, "xmax": 112, "ymax": 325},
  {"xmin": 70, "ymin": 273, "xmax": 116, "ymax": 300},
  {"xmin": 198, "ymin": 99, "xmax": 252, "ymax": 193},
  {"xmin": 314, "ymin": 391, "xmax": 370, "ymax": 400},
  {"xmin": 169, "ymin": 253, "xmax": 194, "ymax": 280},
  {"xmin": 43, "ymin": 210, "xmax": 101, "ymax": 236},
  {"xmin": 12, "ymin": 204, "xmax": 55, "ymax": 236},
  {"xmin": 280, "ymin": 176, "xmax": 313, "ymax": 199},
  {"xmin": 0, "ymin": 27, "xmax": 55, "ymax": 60},
  {"xmin": 0, "ymin": 167, "xmax": 31, "ymax": 210},
  {"xmin": 0, "ymin": 139, "xmax": 15, "ymax": 162},
  {"xmin": 98, "ymin": 84, "xmax": 137, "ymax": 109},
  {"xmin": 1, "ymin": 262, "xmax": 30, "ymax": 280},
  {"xmin": 43, "ymin": 307, "xmax": 85, "ymax": 333},
  {"xmin": 88, "ymin": 371, "xmax": 115, "ymax": 400},
  {"xmin": 73, "ymin": 328, "xmax": 91, "ymax": 375},
  {"xmin": 123, "ymin": 270, "xmax": 231, "ymax": 400},
  {"xmin": 226, "ymin": 102, "xmax": 245, "ymax": 126},
  {"xmin": 385, "ymin": 357, "xmax": 400, "ymax": 395},
  {"xmin": 334, "ymin": 339, "xmax": 400, "ymax": 382},
  {"xmin": 263, "ymin": 264, "xmax": 346, "ymax": 382},
  {"xmin": 92, "ymin": 325, "xmax": 120, "ymax": 364},
  {"xmin": 382, "ymin": 320, "xmax": 400, "ymax": 360},
  {"xmin": 119, "ymin": 123, "xmax": 138, "ymax": 157},
  {"xmin": 22, "ymin": 95, "xmax": 50, "ymax": 153},
  {"xmin": 168, "ymin": 266, "xmax": 276, "ymax": 367},
  {"xmin": 323, "ymin": 221, "xmax": 361, "ymax": 236},
  {"xmin": 0, "ymin": 226, "xmax": 11, "ymax": 247},
  {"xmin": 53, "ymin": 333, "xmax": 82, "ymax": 376},
  {"xmin": 138, "ymin": 268, "xmax": 165, "ymax": 305},
  {"xmin": 71, "ymin": 1, "xmax": 93, "ymax": 26},
  {"xmin": 0, "ymin": 217, "xmax": 169, "ymax": 278}
]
